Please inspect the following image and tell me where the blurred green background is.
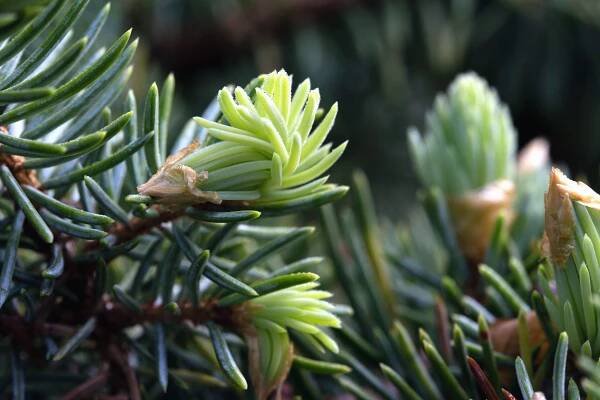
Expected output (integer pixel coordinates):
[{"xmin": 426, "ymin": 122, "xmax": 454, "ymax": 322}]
[{"xmin": 105, "ymin": 0, "xmax": 600, "ymax": 216}]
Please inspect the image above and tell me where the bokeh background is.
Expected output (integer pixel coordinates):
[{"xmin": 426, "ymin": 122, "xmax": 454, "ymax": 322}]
[{"xmin": 103, "ymin": 0, "xmax": 600, "ymax": 215}]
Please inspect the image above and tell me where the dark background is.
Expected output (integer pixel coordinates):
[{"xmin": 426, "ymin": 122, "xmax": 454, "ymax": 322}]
[{"xmin": 107, "ymin": 0, "xmax": 600, "ymax": 215}]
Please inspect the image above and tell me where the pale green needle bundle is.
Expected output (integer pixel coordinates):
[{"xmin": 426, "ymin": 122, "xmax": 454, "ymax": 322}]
[
  {"xmin": 408, "ymin": 72, "xmax": 517, "ymax": 196},
  {"xmin": 243, "ymin": 276, "xmax": 341, "ymax": 399},
  {"xmin": 408, "ymin": 72, "xmax": 519, "ymax": 262},
  {"xmin": 138, "ymin": 69, "xmax": 347, "ymax": 207}
]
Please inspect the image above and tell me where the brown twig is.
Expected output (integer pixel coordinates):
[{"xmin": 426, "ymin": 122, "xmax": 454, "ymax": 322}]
[
  {"xmin": 61, "ymin": 367, "xmax": 110, "ymax": 400},
  {"xmin": 0, "ymin": 295, "xmax": 246, "ymax": 383},
  {"xmin": 107, "ymin": 344, "xmax": 141, "ymax": 400},
  {"xmin": 95, "ymin": 298, "xmax": 240, "ymax": 333},
  {"xmin": 0, "ymin": 315, "xmax": 76, "ymax": 356},
  {"xmin": 103, "ymin": 207, "xmax": 184, "ymax": 247}
]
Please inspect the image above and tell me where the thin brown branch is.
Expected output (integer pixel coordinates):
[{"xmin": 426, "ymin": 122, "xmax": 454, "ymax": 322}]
[
  {"xmin": 96, "ymin": 299, "xmax": 240, "ymax": 333},
  {"xmin": 61, "ymin": 367, "xmax": 110, "ymax": 400},
  {"xmin": 107, "ymin": 344, "xmax": 141, "ymax": 400},
  {"xmin": 98, "ymin": 199, "xmax": 246, "ymax": 247},
  {"xmin": 103, "ymin": 207, "xmax": 184, "ymax": 247},
  {"xmin": 0, "ymin": 315, "xmax": 76, "ymax": 357},
  {"xmin": 0, "ymin": 297, "xmax": 243, "ymax": 366}
]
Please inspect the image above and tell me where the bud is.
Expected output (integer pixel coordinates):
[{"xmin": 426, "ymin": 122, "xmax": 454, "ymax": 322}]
[
  {"xmin": 245, "ymin": 328, "xmax": 294, "ymax": 400},
  {"xmin": 447, "ymin": 180, "xmax": 515, "ymax": 263},
  {"xmin": 408, "ymin": 72, "xmax": 517, "ymax": 263},
  {"xmin": 138, "ymin": 70, "xmax": 347, "ymax": 207},
  {"xmin": 408, "ymin": 72, "xmax": 517, "ymax": 196},
  {"xmin": 242, "ymin": 279, "xmax": 341, "ymax": 399},
  {"xmin": 542, "ymin": 168, "xmax": 578, "ymax": 265},
  {"xmin": 137, "ymin": 141, "xmax": 220, "ymax": 204},
  {"xmin": 540, "ymin": 168, "xmax": 600, "ymax": 356}
]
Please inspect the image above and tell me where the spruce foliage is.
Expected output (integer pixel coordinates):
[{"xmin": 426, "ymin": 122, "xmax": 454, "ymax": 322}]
[{"xmin": 1, "ymin": 1, "xmax": 600, "ymax": 400}]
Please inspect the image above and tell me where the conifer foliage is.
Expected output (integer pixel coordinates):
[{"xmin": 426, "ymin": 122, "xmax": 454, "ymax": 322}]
[
  {"xmin": 2, "ymin": 1, "xmax": 600, "ymax": 400},
  {"xmin": 0, "ymin": 1, "xmax": 346, "ymax": 398}
]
